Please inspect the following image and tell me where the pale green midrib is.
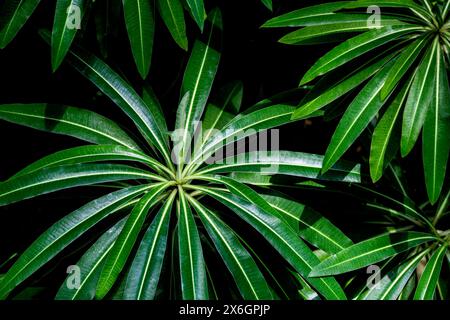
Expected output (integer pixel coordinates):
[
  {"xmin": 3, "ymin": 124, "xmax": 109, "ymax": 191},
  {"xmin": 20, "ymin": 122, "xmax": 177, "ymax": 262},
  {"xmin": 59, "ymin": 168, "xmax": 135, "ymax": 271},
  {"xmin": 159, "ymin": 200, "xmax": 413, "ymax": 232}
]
[
  {"xmin": 0, "ymin": 110, "xmax": 136, "ymax": 149},
  {"xmin": 180, "ymin": 12, "xmax": 217, "ymax": 160},
  {"xmin": 18, "ymin": 152, "xmax": 149, "ymax": 176},
  {"xmin": 430, "ymin": 43, "xmax": 440, "ymax": 197},
  {"xmin": 195, "ymin": 202, "xmax": 260, "ymax": 299},
  {"xmin": 288, "ymin": 24, "xmax": 377, "ymax": 41},
  {"xmin": 270, "ymin": 203, "xmax": 346, "ymax": 251},
  {"xmin": 180, "ymin": 192, "xmax": 197, "ymax": 299},
  {"xmin": 317, "ymin": 236, "xmax": 434, "ymax": 274},
  {"xmin": 385, "ymin": 37, "xmax": 426, "ymax": 91},
  {"xmin": 380, "ymin": 251, "xmax": 427, "ymax": 299},
  {"xmin": 373, "ymin": 85, "xmax": 407, "ymax": 176},
  {"xmin": 0, "ymin": 188, "xmax": 146, "ymax": 296},
  {"xmin": 190, "ymin": 110, "xmax": 294, "ymax": 166},
  {"xmin": 72, "ymin": 243, "xmax": 114, "ymax": 300},
  {"xmin": 0, "ymin": 170, "xmax": 154, "ymax": 199},
  {"xmin": 311, "ymin": 26, "xmax": 422, "ymax": 78},
  {"xmin": 404, "ymin": 42, "xmax": 437, "ymax": 148},
  {"xmin": 100, "ymin": 185, "xmax": 166, "ymax": 291},
  {"xmin": 0, "ymin": 0, "xmax": 25, "ymax": 44},
  {"xmin": 325, "ymin": 77, "xmax": 384, "ymax": 167},
  {"xmin": 54, "ymin": 0, "xmax": 78, "ymax": 66},
  {"xmin": 266, "ymin": 11, "xmax": 336, "ymax": 25},
  {"xmin": 70, "ymin": 51, "xmax": 171, "ymax": 162},
  {"xmin": 136, "ymin": 196, "xmax": 173, "ymax": 299},
  {"xmin": 165, "ymin": 0, "xmax": 183, "ymax": 41},
  {"xmin": 198, "ymin": 159, "xmax": 360, "ymax": 177},
  {"xmin": 417, "ymin": 246, "xmax": 446, "ymax": 299},
  {"xmin": 205, "ymin": 188, "xmax": 341, "ymax": 298}
]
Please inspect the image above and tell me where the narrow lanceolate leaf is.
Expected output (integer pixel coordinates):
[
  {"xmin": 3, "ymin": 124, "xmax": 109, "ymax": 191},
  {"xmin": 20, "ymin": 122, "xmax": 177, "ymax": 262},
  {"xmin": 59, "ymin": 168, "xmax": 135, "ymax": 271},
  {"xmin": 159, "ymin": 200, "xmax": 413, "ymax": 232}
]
[
  {"xmin": 343, "ymin": 1, "xmax": 432, "ymax": 21},
  {"xmin": 188, "ymin": 105, "xmax": 296, "ymax": 172},
  {"xmin": 124, "ymin": 191, "xmax": 176, "ymax": 300},
  {"xmin": 142, "ymin": 85, "xmax": 169, "ymax": 145},
  {"xmin": 176, "ymin": 8, "xmax": 222, "ymax": 164},
  {"xmin": 0, "ymin": 0, "xmax": 40, "ymax": 48},
  {"xmin": 0, "ymin": 185, "xmax": 149, "ymax": 299},
  {"xmin": 185, "ymin": 0, "xmax": 206, "ymax": 31},
  {"xmin": 322, "ymin": 59, "xmax": 395, "ymax": 173},
  {"xmin": 216, "ymin": 175, "xmax": 353, "ymax": 254},
  {"xmin": 52, "ymin": 0, "xmax": 87, "ymax": 71},
  {"xmin": 196, "ymin": 187, "xmax": 347, "ymax": 300},
  {"xmin": 414, "ymin": 245, "xmax": 448, "ymax": 300},
  {"xmin": 279, "ymin": 21, "xmax": 401, "ymax": 45},
  {"xmin": 39, "ymin": 30, "xmax": 172, "ymax": 165},
  {"xmin": 0, "ymin": 104, "xmax": 141, "ymax": 151},
  {"xmin": 401, "ymin": 40, "xmax": 438, "ymax": 157},
  {"xmin": 56, "ymin": 218, "xmax": 127, "ymax": 300},
  {"xmin": 370, "ymin": 76, "xmax": 412, "ymax": 182},
  {"xmin": 189, "ymin": 196, "xmax": 273, "ymax": 300},
  {"xmin": 261, "ymin": 194, "xmax": 353, "ymax": 254},
  {"xmin": 198, "ymin": 151, "xmax": 361, "ymax": 183},
  {"xmin": 293, "ymin": 53, "xmax": 392, "ymax": 120},
  {"xmin": 422, "ymin": 45, "xmax": 450, "ymax": 204},
  {"xmin": 123, "ymin": 0, "xmax": 154, "ymax": 79},
  {"xmin": 96, "ymin": 183, "xmax": 169, "ymax": 299},
  {"xmin": 157, "ymin": 0, "xmax": 188, "ymax": 50},
  {"xmin": 381, "ymin": 36, "xmax": 430, "ymax": 100},
  {"xmin": 364, "ymin": 250, "xmax": 429, "ymax": 300},
  {"xmin": 11, "ymin": 145, "xmax": 166, "ymax": 179},
  {"xmin": 178, "ymin": 188, "xmax": 208, "ymax": 300},
  {"xmin": 0, "ymin": 164, "xmax": 158, "ymax": 206},
  {"xmin": 310, "ymin": 232, "xmax": 436, "ymax": 277},
  {"xmin": 300, "ymin": 25, "xmax": 423, "ymax": 85},
  {"xmin": 262, "ymin": 2, "xmax": 352, "ymax": 28}
]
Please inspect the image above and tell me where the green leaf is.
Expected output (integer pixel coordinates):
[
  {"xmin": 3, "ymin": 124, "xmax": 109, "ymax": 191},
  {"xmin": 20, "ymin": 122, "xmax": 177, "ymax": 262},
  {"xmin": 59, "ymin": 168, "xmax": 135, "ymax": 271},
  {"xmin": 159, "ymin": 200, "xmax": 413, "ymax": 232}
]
[
  {"xmin": 364, "ymin": 250, "xmax": 429, "ymax": 300},
  {"xmin": 96, "ymin": 183, "xmax": 170, "ymax": 299},
  {"xmin": 322, "ymin": 59, "xmax": 395, "ymax": 172},
  {"xmin": 401, "ymin": 39, "xmax": 438, "ymax": 157},
  {"xmin": 187, "ymin": 104, "xmax": 296, "ymax": 173},
  {"xmin": 0, "ymin": 0, "xmax": 40, "ymax": 48},
  {"xmin": 300, "ymin": 25, "xmax": 422, "ymax": 85},
  {"xmin": 51, "ymin": 0, "xmax": 87, "ymax": 71},
  {"xmin": 422, "ymin": 44, "xmax": 450, "ymax": 204},
  {"xmin": 142, "ymin": 84, "xmax": 169, "ymax": 146},
  {"xmin": 178, "ymin": 188, "xmax": 208, "ymax": 300},
  {"xmin": 0, "ymin": 104, "xmax": 142, "ymax": 151},
  {"xmin": 280, "ymin": 21, "xmax": 401, "ymax": 45},
  {"xmin": 123, "ymin": 0, "xmax": 154, "ymax": 79},
  {"xmin": 414, "ymin": 245, "xmax": 448, "ymax": 300},
  {"xmin": 188, "ymin": 196, "xmax": 273, "ymax": 300},
  {"xmin": 262, "ymin": 2, "xmax": 353, "ymax": 28},
  {"xmin": 0, "ymin": 164, "xmax": 159, "ymax": 206},
  {"xmin": 370, "ymin": 76, "xmax": 412, "ymax": 182},
  {"xmin": 196, "ymin": 187, "xmax": 347, "ymax": 300},
  {"xmin": 261, "ymin": 193, "xmax": 354, "ymax": 254},
  {"xmin": 197, "ymin": 151, "xmax": 361, "ymax": 183},
  {"xmin": 293, "ymin": 53, "xmax": 393, "ymax": 120},
  {"xmin": 124, "ymin": 190, "xmax": 176, "ymax": 300},
  {"xmin": 56, "ymin": 218, "xmax": 127, "ymax": 300},
  {"xmin": 157, "ymin": 0, "xmax": 188, "ymax": 50},
  {"xmin": 42, "ymin": 31, "xmax": 173, "ymax": 165},
  {"xmin": 176, "ymin": 8, "xmax": 222, "ymax": 164},
  {"xmin": 343, "ymin": 0, "xmax": 432, "ymax": 21},
  {"xmin": 0, "ymin": 185, "xmax": 149, "ymax": 299},
  {"xmin": 381, "ymin": 36, "xmax": 430, "ymax": 100},
  {"xmin": 10, "ymin": 145, "xmax": 169, "ymax": 179},
  {"xmin": 310, "ymin": 232, "xmax": 436, "ymax": 277},
  {"xmin": 185, "ymin": 0, "xmax": 205, "ymax": 31}
]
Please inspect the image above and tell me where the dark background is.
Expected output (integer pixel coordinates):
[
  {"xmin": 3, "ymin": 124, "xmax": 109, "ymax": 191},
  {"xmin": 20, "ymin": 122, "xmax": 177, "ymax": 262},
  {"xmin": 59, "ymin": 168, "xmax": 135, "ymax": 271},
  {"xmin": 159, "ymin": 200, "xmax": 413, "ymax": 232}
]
[{"xmin": 0, "ymin": 0, "xmax": 429, "ymax": 298}]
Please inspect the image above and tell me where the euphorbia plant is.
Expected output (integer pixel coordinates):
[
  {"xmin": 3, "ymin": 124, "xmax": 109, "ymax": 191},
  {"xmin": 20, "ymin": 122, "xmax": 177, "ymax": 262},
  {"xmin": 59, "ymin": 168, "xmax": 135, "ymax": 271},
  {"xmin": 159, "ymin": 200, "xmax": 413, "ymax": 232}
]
[
  {"xmin": 0, "ymin": 9, "xmax": 360, "ymax": 300},
  {"xmin": 263, "ymin": 0, "xmax": 450, "ymax": 204}
]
